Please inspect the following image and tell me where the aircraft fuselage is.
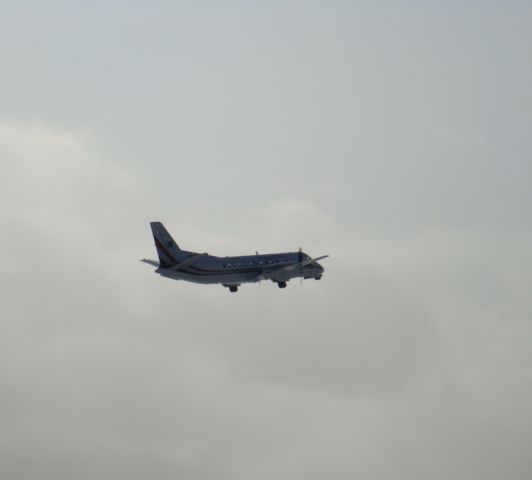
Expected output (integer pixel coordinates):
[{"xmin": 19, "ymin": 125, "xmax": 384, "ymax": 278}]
[{"xmin": 143, "ymin": 222, "xmax": 327, "ymax": 292}]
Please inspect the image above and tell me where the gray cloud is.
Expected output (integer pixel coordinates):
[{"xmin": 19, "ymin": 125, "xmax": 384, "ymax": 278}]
[{"xmin": 2, "ymin": 119, "xmax": 531, "ymax": 480}]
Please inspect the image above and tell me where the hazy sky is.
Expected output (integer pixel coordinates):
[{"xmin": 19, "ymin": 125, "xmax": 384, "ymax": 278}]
[{"xmin": 1, "ymin": 2, "xmax": 531, "ymax": 479}]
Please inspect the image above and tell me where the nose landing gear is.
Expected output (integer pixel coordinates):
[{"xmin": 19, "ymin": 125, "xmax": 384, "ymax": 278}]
[
  {"xmin": 224, "ymin": 284, "xmax": 239, "ymax": 292},
  {"xmin": 277, "ymin": 281, "xmax": 287, "ymax": 289}
]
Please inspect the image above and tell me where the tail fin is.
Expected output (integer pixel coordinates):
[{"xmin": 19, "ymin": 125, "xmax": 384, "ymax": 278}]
[{"xmin": 150, "ymin": 222, "xmax": 185, "ymax": 268}]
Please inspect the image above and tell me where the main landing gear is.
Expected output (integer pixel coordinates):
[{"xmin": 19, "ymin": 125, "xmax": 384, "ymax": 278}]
[
  {"xmin": 277, "ymin": 281, "xmax": 287, "ymax": 289},
  {"xmin": 229, "ymin": 285, "xmax": 238, "ymax": 293}
]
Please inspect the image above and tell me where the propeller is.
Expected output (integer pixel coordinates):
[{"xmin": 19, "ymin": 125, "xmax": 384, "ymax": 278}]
[{"xmin": 298, "ymin": 246, "xmax": 303, "ymax": 284}]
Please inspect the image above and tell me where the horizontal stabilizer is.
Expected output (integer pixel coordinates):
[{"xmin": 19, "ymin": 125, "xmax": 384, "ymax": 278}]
[{"xmin": 140, "ymin": 258, "xmax": 160, "ymax": 267}]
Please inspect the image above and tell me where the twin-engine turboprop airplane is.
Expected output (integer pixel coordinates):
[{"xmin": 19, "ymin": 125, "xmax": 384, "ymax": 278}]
[{"xmin": 141, "ymin": 222, "xmax": 328, "ymax": 292}]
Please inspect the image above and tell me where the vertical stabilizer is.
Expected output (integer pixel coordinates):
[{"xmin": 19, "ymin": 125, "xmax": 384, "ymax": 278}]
[{"xmin": 150, "ymin": 222, "xmax": 185, "ymax": 268}]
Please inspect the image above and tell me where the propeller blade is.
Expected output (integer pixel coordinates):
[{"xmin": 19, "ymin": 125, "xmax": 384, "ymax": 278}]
[{"xmin": 299, "ymin": 247, "xmax": 303, "ymax": 283}]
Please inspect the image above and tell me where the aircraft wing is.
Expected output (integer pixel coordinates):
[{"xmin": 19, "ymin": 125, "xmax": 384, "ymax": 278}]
[
  {"xmin": 259, "ymin": 255, "xmax": 329, "ymax": 276},
  {"xmin": 281, "ymin": 255, "xmax": 329, "ymax": 271},
  {"xmin": 169, "ymin": 252, "xmax": 208, "ymax": 271}
]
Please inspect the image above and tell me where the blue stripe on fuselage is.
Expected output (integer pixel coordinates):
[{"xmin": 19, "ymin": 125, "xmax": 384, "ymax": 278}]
[{"xmin": 175, "ymin": 253, "xmax": 299, "ymax": 276}]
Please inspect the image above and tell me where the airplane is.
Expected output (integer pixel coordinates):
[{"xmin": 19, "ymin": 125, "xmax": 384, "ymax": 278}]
[{"xmin": 141, "ymin": 222, "xmax": 328, "ymax": 292}]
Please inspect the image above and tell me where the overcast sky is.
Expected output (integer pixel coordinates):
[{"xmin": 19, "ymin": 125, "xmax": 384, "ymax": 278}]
[{"xmin": 1, "ymin": 1, "xmax": 531, "ymax": 479}]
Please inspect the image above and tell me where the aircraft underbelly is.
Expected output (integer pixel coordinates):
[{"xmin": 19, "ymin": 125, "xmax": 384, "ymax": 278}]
[{"xmin": 158, "ymin": 269, "xmax": 259, "ymax": 285}]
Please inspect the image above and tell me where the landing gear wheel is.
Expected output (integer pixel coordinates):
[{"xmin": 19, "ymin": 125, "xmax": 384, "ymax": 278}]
[
  {"xmin": 229, "ymin": 286, "xmax": 238, "ymax": 292},
  {"xmin": 278, "ymin": 281, "xmax": 287, "ymax": 289}
]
